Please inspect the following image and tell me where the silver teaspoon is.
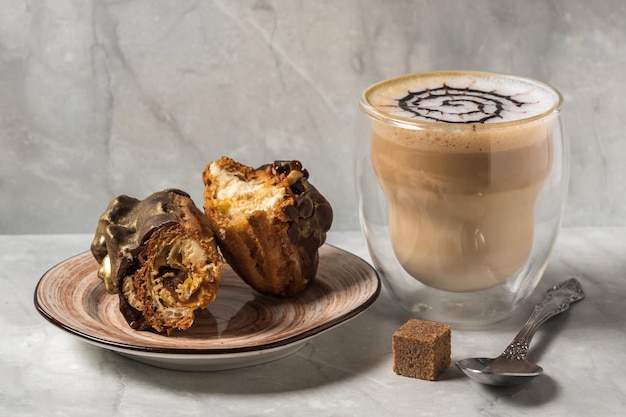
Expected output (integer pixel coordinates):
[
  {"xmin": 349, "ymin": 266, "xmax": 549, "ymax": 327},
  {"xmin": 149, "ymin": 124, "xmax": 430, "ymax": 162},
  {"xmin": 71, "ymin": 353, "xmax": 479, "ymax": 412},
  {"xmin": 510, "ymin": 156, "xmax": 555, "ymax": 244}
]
[{"xmin": 456, "ymin": 278, "xmax": 585, "ymax": 386}]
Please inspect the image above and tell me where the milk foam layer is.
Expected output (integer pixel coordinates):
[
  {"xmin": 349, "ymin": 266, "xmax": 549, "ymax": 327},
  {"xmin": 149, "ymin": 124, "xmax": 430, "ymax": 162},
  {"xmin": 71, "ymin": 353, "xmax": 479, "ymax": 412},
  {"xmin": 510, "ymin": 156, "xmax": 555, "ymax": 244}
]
[
  {"xmin": 363, "ymin": 72, "xmax": 560, "ymax": 154},
  {"xmin": 365, "ymin": 72, "xmax": 560, "ymax": 125}
]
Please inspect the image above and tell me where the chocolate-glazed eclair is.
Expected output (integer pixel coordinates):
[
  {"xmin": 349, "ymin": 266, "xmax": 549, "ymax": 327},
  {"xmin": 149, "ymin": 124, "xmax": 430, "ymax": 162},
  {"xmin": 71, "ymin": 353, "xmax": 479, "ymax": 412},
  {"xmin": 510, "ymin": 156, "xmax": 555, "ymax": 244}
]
[
  {"xmin": 202, "ymin": 157, "xmax": 333, "ymax": 297},
  {"xmin": 90, "ymin": 189, "xmax": 222, "ymax": 335}
]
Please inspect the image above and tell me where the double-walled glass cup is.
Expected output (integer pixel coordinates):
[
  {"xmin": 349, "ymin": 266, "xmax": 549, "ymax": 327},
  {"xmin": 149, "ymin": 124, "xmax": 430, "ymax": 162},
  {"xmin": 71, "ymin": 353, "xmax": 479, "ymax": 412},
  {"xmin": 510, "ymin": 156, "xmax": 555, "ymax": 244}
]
[{"xmin": 355, "ymin": 71, "xmax": 568, "ymax": 328}]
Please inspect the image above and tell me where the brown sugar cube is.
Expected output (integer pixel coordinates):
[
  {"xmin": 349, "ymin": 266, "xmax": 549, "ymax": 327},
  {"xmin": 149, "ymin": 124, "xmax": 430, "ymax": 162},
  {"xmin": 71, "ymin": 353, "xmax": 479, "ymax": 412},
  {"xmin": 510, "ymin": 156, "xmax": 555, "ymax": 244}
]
[{"xmin": 392, "ymin": 319, "xmax": 451, "ymax": 381}]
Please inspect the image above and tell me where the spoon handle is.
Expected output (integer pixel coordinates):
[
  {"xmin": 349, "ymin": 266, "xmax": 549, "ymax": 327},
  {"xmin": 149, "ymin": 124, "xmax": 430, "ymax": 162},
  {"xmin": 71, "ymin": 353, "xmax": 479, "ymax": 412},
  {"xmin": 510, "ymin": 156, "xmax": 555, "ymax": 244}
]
[{"xmin": 501, "ymin": 278, "xmax": 585, "ymax": 360}]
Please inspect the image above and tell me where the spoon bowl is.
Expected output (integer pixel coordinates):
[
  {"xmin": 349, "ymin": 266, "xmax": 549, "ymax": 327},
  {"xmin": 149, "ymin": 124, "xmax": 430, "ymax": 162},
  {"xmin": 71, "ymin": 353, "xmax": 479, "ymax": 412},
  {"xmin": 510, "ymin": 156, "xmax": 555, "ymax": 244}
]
[
  {"xmin": 456, "ymin": 357, "xmax": 543, "ymax": 386},
  {"xmin": 455, "ymin": 278, "xmax": 584, "ymax": 387}
]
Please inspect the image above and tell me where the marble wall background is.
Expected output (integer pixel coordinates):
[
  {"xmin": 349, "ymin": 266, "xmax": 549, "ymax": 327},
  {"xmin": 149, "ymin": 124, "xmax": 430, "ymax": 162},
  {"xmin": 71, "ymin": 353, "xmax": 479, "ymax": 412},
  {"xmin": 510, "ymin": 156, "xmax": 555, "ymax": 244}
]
[{"xmin": 1, "ymin": 0, "xmax": 625, "ymax": 234}]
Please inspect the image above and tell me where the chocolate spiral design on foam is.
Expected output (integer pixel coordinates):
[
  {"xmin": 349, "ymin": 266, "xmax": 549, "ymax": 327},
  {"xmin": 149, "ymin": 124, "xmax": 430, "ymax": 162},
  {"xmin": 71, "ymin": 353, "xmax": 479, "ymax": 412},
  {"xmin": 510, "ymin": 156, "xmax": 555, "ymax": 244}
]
[{"xmin": 397, "ymin": 85, "xmax": 529, "ymax": 124}]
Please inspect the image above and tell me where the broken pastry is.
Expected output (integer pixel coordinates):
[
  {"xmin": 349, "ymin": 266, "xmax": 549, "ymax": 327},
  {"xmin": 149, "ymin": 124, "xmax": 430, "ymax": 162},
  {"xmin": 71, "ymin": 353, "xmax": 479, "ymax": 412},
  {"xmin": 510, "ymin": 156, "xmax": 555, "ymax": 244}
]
[
  {"xmin": 202, "ymin": 157, "xmax": 333, "ymax": 297},
  {"xmin": 90, "ymin": 189, "xmax": 222, "ymax": 335}
]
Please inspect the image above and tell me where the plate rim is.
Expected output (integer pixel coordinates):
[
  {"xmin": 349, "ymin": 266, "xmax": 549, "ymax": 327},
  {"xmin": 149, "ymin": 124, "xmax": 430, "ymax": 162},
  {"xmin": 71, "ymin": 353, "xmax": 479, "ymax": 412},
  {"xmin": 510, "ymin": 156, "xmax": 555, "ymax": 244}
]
[{"xmin": 34, "ymin": 244, "xmax": 381, "ymax": 356}]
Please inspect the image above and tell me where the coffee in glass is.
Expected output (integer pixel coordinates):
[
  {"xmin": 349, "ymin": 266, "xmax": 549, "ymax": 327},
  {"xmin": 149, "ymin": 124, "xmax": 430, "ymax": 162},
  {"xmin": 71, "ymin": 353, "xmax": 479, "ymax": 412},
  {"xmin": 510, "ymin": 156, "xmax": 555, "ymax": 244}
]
[{"xmin": 356, "ymin": 71, "xmax": 567, "ymax": 327}]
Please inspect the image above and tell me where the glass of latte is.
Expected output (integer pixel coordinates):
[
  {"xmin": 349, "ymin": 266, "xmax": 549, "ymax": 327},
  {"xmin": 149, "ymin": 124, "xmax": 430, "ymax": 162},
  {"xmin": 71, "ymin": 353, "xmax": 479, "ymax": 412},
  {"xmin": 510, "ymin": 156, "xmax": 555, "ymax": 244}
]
[{"xmin": 356, "ymin": 71, "xmax": 568, "ymax": 328}]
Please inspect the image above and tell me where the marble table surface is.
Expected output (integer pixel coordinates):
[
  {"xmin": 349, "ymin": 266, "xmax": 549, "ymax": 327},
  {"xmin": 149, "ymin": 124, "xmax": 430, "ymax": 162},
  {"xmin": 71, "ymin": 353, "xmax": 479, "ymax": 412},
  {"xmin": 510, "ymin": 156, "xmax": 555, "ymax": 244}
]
[{"xmin": 2, "ymin": 228, "xmax": 625, "ymax": 416}]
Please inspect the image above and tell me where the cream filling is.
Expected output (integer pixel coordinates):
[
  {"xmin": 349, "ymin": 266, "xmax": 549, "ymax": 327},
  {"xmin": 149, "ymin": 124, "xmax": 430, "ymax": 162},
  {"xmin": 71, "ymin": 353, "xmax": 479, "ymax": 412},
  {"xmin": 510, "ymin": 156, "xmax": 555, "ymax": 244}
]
[
  {"xmin": 124, "ymin": 239, "xmax": 215, "ymax": 320},
  {"xmin": 209, "ymin": 163, "xmax": 285, "ymax": 219}
]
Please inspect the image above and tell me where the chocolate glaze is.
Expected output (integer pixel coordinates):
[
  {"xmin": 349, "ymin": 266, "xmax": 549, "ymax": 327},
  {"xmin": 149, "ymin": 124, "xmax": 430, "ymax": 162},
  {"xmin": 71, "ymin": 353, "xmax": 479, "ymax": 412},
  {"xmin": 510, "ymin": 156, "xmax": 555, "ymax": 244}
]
[
  {"xmin": 264, "ymin": 160, "xmax": 334, "ymax": 293},
  {"xmin": 91, "ymin": 189, "xmax": 192, "ymax": 294}
]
